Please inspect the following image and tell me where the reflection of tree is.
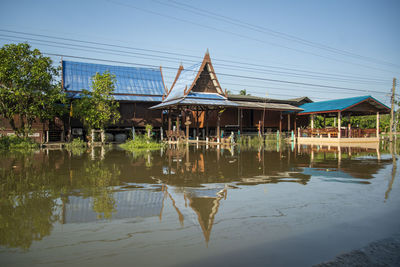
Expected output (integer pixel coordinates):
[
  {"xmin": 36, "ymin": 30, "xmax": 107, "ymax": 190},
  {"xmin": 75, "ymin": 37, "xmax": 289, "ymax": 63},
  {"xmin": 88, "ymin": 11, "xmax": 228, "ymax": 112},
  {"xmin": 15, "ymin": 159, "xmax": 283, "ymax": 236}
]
[
  {"xmin": 0, "ymin": 151, "xmax": 123, "ymax": 250},
  {"xmin": 0, "ymin": 154, "xmax": 60, "ymax": 251},
  {"xmin": 77, "ymin": 161, "xmax": 121, "ymax": 219}
]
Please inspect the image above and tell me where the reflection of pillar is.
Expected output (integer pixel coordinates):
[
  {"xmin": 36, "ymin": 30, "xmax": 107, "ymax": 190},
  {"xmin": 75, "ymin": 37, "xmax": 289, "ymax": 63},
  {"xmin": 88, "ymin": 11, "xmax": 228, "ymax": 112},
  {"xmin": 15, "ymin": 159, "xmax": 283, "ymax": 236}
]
[
  {"xmin": 279, "ymin": 112, "xmax": 282, "ymax": 133},
  {"xmin": 338, "ymin": 146, "xmax": 342, "ymax": 168},
  {"xmin": 310, "ymin": 149, "xmax": 314, "ymax": 166},
  {"xmin": 376, "ymin": 112, "xmax": 380, "ymax": 138},
  {"xmin": 338, "ymin": 111, "xmax": 341, "ymax": 139},
  {"xmin": 100, "ymin": 146, "xmax": 105, "ymax": 160},
  {"xmin": 288, "ymin": 114, "xmax": 291, "ymax": 131},
  {"xmin": 294, "ymin": 115, "xmax": 297, "ymax": 136}
]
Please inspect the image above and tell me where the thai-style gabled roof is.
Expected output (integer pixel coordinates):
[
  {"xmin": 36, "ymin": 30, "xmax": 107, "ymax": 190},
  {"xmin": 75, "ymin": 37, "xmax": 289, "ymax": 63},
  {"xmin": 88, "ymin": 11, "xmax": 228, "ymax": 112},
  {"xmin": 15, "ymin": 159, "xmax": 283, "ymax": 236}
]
[
  {"xmin": 62, "ymin": 61, "xmax": 166, "ymax": 102},
  {"xmin": 151, "ymin": 51, "xmax": 239, "ymax": 110},
  {"xmin": 163, "ymin": 51, "xmax": 225, "ymax": 102},
  {"xmin": 298, "ymin": 95, "xmax": 391, "ymax": 116}
]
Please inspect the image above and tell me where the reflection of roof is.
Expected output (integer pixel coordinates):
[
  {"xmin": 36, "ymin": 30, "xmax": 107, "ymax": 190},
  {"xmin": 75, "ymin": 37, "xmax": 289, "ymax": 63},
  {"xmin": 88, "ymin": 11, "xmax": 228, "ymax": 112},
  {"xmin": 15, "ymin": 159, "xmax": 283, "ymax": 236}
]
[
  {"xmin": 64, "ymin": 189, "xmax": 164, "ymax": 223},
  {"xmin": 298, "ymin": 95, "xmax": 390, "ymax": 115},
  {"xmin": 63, "ymin": 61, "xmax": 166, "ymax": 102}
]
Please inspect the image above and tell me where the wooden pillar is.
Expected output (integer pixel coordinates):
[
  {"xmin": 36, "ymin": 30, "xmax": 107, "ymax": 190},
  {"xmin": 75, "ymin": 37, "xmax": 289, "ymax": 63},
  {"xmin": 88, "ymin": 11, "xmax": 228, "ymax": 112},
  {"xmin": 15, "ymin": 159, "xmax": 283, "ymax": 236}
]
[
  {"xmin": 185, "ymin": 119, "xmax": 190, "ymax": 141},
  {"xmin": 239, "ymin": 108, "xmax": 243, "ymax": 132},
  {"xmin": 279, "ymin": 112, "xmax": 282, "ymax": 133},
  {"xmin": 205, "ymin": 108, "xmax": 209, "ymax": 138},
  {"xmin": 287, "ymin": 114, "xmax": 291, "ymax": 131},
  {"xmin": 217, "ymin": 111, "xmax": 221, "ymax": 142},
  {"xmin": 196, "ymin": 110, "xmax": 200, "ymax": 137},
  {"xmin": 294, "ymin": 115, "xmax": 297, "ymax": 136},
  {"xmin": 168, "ymin": 112, "xmax": 172, "ymax": 131},
  {"xmin": 311, "ymin": 114, "xmax": 314, "ymax": 130},
  {"xmin": 338, "ymin": 111, "xmax": 341, "ymax": 139},
  {"xmin": 376, "ymin": 112, "xmax": 380, "ymax": 138}
]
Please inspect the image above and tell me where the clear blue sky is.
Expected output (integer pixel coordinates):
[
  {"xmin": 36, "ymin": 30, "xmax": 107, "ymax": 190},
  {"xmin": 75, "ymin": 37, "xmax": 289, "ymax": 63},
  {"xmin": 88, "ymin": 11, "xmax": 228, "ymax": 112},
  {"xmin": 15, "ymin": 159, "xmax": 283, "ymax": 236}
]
[{"xmin": 0, "ymin": 0, "xmax": 399, "ymax": 104}]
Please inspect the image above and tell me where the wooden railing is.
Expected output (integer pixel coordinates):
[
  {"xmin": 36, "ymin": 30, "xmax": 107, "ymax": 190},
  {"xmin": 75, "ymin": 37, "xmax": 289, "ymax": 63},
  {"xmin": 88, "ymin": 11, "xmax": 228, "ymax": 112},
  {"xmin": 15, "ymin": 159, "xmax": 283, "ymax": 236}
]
[
  {"xmin": 300, "ymin": 128, "xmax": 377, "ymax": 138},
  {"xmin": 166, "ymin": 130, "xmax": 185, "ymax": 141}
]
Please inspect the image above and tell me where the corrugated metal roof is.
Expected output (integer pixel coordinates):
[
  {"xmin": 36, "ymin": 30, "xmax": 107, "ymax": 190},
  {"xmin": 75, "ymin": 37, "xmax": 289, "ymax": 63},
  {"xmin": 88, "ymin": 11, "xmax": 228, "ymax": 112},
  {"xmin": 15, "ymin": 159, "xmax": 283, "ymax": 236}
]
[
  {"xmin": 187, "ymin": 92, "xmax": 226, "ymax": 100},
  {"xmin": 150, "ymin": 97, "xmax": 238, "ymax": 109},
  {"xmin": 164, "ymin": 63, "xmax": 201, "ymax": 101},
  {"xmin": 298, "ymin": 95, "xmax": 390, "ymax": 114},
  {"xmin": 63, "ymin": 61, "xmax": 165, "ymax": 101},
  {"xmin": 233, "ymin": 101, "xmax": 303, "ymax": 111}
]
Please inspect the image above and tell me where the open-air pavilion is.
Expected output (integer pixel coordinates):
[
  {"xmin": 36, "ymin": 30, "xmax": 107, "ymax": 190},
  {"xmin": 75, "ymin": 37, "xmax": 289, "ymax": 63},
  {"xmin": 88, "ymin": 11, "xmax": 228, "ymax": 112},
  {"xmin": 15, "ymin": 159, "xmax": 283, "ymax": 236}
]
[
  {"xmin": 151, "ymin": 52, "xmax": 304, "ymax": 143},
  {"xmin": 296, "ymin": 95, "xmax": 391, "ymax": 145}
]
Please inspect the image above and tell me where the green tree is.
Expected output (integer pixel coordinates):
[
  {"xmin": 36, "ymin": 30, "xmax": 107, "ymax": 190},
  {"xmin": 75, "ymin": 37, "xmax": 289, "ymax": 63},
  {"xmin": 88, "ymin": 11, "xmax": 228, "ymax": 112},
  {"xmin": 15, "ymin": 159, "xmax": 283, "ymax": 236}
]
[
  {"xmin": 239, "ymin": 89, "xmax": 249, "ymax": 96},
  {"xmin": 74, "ymin": 71, "xmax": 120, "ymax": 131},
  {"xmin": 0, "ymin": 43, "xmax": 65, "ymax": 137}
]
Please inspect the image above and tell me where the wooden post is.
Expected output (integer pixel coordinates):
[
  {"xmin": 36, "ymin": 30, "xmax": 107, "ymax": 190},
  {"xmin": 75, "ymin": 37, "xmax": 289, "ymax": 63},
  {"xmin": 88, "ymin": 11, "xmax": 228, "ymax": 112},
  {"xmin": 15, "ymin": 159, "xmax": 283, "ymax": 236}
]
[
  {"xmin": 376, "ymin": 112, "xmax": 380, "ymax": 139},
  {"xmin": 279, "ymin": 112, "xmax": 282, "ymax": 133},
  {"xmin": 239, "ymin": 109, "xmax": 243, "ymax": 132},
  {"xmin": 205, "ymin": 108, "xmax": 209, "ymax": 138},
  {"xmin": 217, "ymin": 111, "xmax": 221, "ymax": 143},
  {"xmin": 168, "ymin": 113, "xmax": 172, "ymax": 131},
  {"xmin": 338, "ymin": 111, "xmax": 341, "ymax": 139},
  {"xmin": 196, "ymin": 110, "xmax": 200, "ymax": 138},
  {"xmin": 294, "ymin": 115, "xmax": 297, "ymax": 136},
  {"xmin": 287, "ymin": 114, "xmax": 291, "ymax": 131},
  {"xmin": 311, "ymin": 114, "xmax": 314, "ymax": 130},
  {"xmin": 390, "ymin": 78, "xmax": 396, "ymax": 142},
  {"xmin": 91, "ymin": 129, "xmax": 95, "ymax": 144},
  {"xmin": 100, "ymin": 129, "xmax": 105, "ymax": 143}
]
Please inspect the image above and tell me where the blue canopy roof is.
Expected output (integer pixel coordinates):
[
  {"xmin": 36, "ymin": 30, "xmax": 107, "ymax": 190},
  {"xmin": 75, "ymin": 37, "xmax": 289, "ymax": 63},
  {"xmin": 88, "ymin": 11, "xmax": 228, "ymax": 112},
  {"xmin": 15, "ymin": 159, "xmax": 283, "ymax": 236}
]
[
  {"xmin": 298, "ymin": 95, "xmax": 390, "ymax": 115},
  {"xmin": 63, "ymin": 61, "xmax": 165, "ymax": 102}
]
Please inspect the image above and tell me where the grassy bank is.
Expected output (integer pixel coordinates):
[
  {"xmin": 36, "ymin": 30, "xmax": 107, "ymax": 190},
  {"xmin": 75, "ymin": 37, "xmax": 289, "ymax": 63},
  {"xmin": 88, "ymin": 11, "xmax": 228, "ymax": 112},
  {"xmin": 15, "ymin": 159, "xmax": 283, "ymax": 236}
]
[
  {"xmin": 0, "ymin": 136, "xmax": 39, "ymax": 151},
  {"xmin": 119, "ymin": 135, "xmax": 163, "ymax": 152}
]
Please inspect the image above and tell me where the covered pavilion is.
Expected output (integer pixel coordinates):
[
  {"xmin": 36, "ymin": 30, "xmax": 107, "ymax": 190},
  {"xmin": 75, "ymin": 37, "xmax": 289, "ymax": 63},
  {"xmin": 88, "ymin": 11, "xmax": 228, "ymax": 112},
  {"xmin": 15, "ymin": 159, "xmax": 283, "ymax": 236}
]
[
  {"xmin": 296, "ymin": 95, "xmax": 391, "ymax": 144},
  {"xmin": 151, "ymin": 52, "xmax": 305, "ymax": 142}
]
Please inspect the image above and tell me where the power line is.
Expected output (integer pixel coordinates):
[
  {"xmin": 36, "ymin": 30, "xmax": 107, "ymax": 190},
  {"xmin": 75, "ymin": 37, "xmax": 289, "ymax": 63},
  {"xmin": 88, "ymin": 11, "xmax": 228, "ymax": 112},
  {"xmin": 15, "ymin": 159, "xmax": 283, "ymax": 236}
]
[
  {"xmin": 41, "ymin": 51, "xmax": 394, "ymax": 97},
  {"xmin": 0, "ymin": 29, "xmax": 389, "ymax": 83},
  {"xmin": 105, "ymin": 0, "xmax": 397, "ymax": 74},
  {"xmin": 1, "ymin": 34, "xmax": 393, "ymax": 97},
  {"xmin": 0, "ymin": 34, "xmax": 390, "ymax": 88},
  {"xmin": 159, "ymin": 0, "xmax": 400, "ymax": 69}
]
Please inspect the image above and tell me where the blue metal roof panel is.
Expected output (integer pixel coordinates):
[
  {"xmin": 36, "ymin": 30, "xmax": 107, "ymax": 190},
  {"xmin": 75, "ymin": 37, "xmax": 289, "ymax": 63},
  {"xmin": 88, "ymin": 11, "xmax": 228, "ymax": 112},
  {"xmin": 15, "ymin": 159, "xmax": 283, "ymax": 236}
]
[
  {"xmin": 63, "ymin": 61, "xmax": 165, "ymax": 97},
  {"xmin": 66, "ymin": 92, "xmax": 161, "ymax": 102},
  {"xmin": 187, "ymin": 92, "xmax": 226, "ymax": 100},
  {"xmin": 164, "ymin": 63, "xmax": 201, "ymax": 101},
  {"xmin": 298, "ymin": 96, "xmax": 372, "ymax": 114},
  {"xmin": 180, "ymin": 98, "xmax": 239, "ymax": 107}
]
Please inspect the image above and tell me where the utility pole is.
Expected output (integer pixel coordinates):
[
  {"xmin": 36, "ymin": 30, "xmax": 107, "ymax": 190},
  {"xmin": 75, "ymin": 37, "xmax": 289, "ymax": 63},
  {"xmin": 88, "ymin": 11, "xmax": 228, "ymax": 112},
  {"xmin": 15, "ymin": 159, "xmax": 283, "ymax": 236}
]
[{"xmin": 389, "ymin": 78, "xmax": 396, "ymax": 142}]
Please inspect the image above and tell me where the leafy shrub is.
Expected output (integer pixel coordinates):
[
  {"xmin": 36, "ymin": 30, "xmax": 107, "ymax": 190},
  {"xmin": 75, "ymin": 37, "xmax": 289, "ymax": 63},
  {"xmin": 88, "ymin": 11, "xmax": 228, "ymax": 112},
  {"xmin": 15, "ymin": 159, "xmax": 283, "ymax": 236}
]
[
  {"xmin": 119, "ymin": 134, "xmax": 163, "ymax": 152},
  {"xmin": 0, "ymin": 135, "xmax": 38, "ymax": 150}
]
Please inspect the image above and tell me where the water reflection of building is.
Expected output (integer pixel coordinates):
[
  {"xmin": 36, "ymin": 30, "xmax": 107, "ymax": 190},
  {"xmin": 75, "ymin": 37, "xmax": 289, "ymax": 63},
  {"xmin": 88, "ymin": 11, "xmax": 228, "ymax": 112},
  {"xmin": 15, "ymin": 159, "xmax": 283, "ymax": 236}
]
[
  {"xmin": 166, "ymin": 185, "xmax": 227, "ymax": 245},
  {"xmin": 63, "ymin": 189, "xmax": 164, "ymax": 223}
]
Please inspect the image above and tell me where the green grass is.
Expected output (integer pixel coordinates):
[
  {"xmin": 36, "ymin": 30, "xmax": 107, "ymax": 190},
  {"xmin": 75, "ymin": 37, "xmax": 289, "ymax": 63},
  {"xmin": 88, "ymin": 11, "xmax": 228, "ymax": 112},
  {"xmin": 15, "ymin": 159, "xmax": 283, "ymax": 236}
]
[
  {"xmin": 65, "ymin": 138, "xmax": 87, "ymax": 155},
  {"xmin": 0, "ymin": 135, "xmax": 39, "ymax": 151},
  {"xmin": 119, "ymin": 135, "xmax": 163, "ymax": 152}
]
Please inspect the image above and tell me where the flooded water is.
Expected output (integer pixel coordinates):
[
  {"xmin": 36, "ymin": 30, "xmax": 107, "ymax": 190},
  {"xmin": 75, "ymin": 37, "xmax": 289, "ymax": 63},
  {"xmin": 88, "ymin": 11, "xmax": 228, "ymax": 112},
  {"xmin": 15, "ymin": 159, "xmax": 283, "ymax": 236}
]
[{"xmin": 0, "ymin": 144, "xmax": 399, "ymax": 267}]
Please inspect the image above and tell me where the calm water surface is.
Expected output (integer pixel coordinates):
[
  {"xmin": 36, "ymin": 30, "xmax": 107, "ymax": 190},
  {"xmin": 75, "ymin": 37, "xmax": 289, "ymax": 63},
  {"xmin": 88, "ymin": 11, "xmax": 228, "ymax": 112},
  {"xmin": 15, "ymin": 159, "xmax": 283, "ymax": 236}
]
[{"xmin": 0, "ymin": 144, "xmax": 399, "ymax": 266}]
